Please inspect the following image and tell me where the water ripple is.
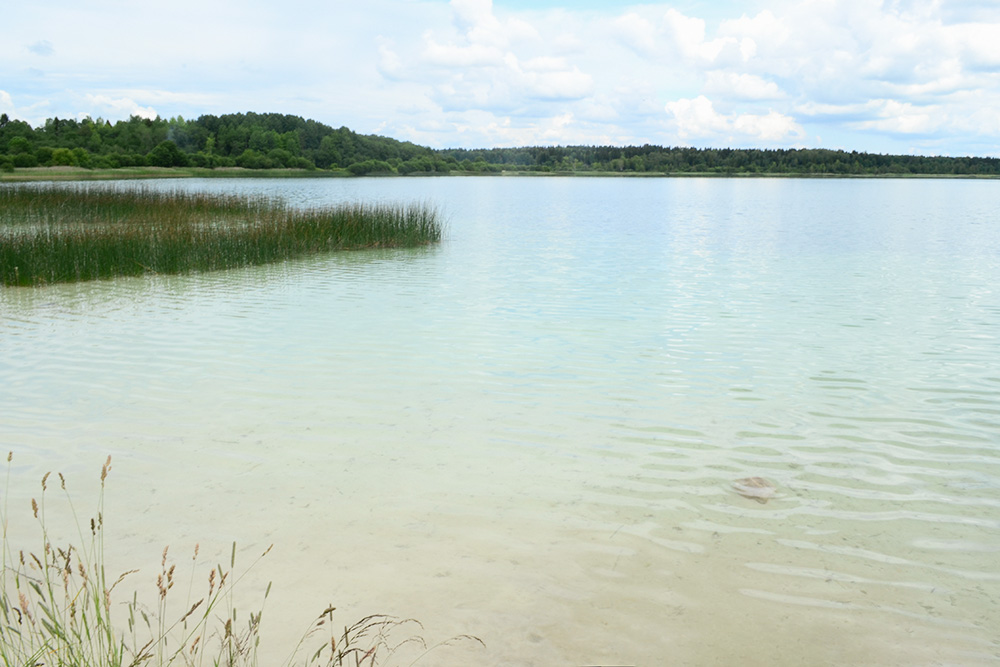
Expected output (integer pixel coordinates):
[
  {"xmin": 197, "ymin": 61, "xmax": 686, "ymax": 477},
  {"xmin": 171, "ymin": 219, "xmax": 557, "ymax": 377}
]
[{"xmin": 3, "ymin": 177, "xmax": 1000, "ymax": 665}]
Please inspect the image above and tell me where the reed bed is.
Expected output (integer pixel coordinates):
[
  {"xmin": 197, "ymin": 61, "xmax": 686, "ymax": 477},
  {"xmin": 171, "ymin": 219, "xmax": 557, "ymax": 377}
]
[
  {"xmin": 0, "ymin": 454, "xmax": 483, "ymax": 666},
  {"xmin": 0, "ymin": 185, "xmax": 442, "ymax": 286}
]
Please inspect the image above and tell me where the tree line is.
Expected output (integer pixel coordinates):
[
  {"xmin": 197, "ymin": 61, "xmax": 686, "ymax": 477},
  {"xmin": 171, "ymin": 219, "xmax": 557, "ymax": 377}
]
[{"xmin": 1, "ymin": 111, "xmax": 998, "ymax": 177}]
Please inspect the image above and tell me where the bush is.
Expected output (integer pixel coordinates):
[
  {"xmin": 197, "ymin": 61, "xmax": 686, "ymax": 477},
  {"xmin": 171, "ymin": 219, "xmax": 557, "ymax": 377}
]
[
  {"xmin": 13, "ymin": 153, "xmax": 38, "ymax": 168},
  {"xmin": 92, "ymin": 154, "xmax": 120, "ymax": 169},
  {"xmin": 267, "ymin": 148, "xmax": 294, "ymax": 167},
  {"xmin": 120, "ymin": 153, "xmax": 149, "ymax": 167},
  {"xmin": 50, "ymin": 147, "xmax": 77, "ymax": 166},
  {"xmin": 72, "ymin": 147, "xmax": 93, "ymax": 169},
  {"xmin": 347, "ymin": 159, "xmax": 394, "ymax": 176},
  {"xmin": 235, "ymin": 149, "xmax": 273, "ymax": 169},
  {"xmin": 35, "ymin": 146, "xmax": 54, "ymax": 165},
  {"xmin": 147, "ymin": 140, "xmax": 190, "ymax": 168},
  {"xmin": 7, "ymin": 136, "xmax": 32, "ymax": 154}
]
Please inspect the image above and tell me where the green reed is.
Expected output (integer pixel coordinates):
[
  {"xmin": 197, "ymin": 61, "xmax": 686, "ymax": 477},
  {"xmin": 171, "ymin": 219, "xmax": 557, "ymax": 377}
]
[
  {"xmin": 0, "ymin": 454, "xmax": 483, "ymax": 666},
  {"xmin": 0, "ymin": 185, "xmax": 443, "ymax": 286}
]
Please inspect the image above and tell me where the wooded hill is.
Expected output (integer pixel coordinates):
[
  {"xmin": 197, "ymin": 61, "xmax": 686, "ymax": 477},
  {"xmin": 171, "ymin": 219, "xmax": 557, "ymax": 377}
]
[{"xmin": 1, "ymin": 111, "xmax": 998, "ymax": 177}]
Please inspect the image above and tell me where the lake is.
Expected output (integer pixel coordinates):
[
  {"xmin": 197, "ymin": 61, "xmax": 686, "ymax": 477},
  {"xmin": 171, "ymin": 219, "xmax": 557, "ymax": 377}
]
[{"xmin": 2, "ymin": 176, "xmax": 999, "ymax": 665}]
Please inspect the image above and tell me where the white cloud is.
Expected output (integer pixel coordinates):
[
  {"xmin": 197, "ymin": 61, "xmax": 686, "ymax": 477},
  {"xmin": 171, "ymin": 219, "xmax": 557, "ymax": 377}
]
[
  {"xmin": 0, "ymin": 90, "xmax": 53, "ymax": 127},
  {"xmin": 796, "ymin": 100, "xmax": 877, "ymax": 118},
  {"xmin": 485, "ymin": 111, "xmax": 576, "ymax": 145},
  {"xmin": 444, "ymin": 109, "xmax": 629, "ymax": 148},
  {"xmin": 377, "ymin": 38, "xmax": 405, "ymax": 79},
  {"xmin": 521, "ymin": 56, "xmax": 571, "ymax": 72},
  {"xmin": 851, "ymin": 99, "xmax": 941, "ymax": 135},
  {"xmin": 423, "ymin": 39, "xmax": 505, "ymax": 67},
  {"xmin": 665, "ymin": 95, "xmax": 804, "ymax": 143},
  {"xmin": 387, "ymin": 0, "xmax": 595, "ymax": 114},
  {"xmin": 2, "ymin": 0, "xmax": 1000, "ymax": 153},
  {"xmin": 612, "ymin": 8, "xmax": 745, "ymax": 64},
  {"xmin": 797, "ymin": 92, "xmax": 1000, "ymax": 144},
  {"xmin": 611, "ymin": 13, "xmax": 659, "ymax": 58},
  {"xmin": 718, "ymin": 10, "xmax": 790, "ymax": 54},
  {"xmin": 381, "ymin": 0, "xmax": 1000, "ymax": 150},
  {"xmin": 505, "ymin": 54, "xmax": 593, "ymax": 100},
  {"xmin": 82, "ymin": 94, "xmax": 158, "ymax": 120},
  {"xmin": 950, "ymin": 97, "xmax": 1000, "ymax": 137},
  {"xmin": 951, "ymin": 22, "xmax": 1000, "ymax": 69},
  {"xmin": 451, "ymin": 0, "xmax": 505, "ymax": 47},
  {"xmin": 704, "ymin": 71, "xmax": 784, "ymax": 100},
  {"xmin": 449, "ymin": 0, "xmax": 537, "ymax": 49},
  {"xmin": 662, "ymin": 9, "xmax": 727, "ymax": 62},
  {"xmin": 665, "ymin": 96, "xmax": 730, "ymax": 137},
  {"xmin": 733, "ymin": 110, "xmax": 804, "ymax": 141},
  {"xmin": 937, "ymin": 0, "xmax": 1000, "ymax": 23}
]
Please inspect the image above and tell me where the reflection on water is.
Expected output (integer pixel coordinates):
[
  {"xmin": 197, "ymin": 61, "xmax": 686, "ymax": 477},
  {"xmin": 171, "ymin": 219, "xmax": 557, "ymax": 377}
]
[{"xmin": 2, "ymin": 177, "xmax": 999, "ymax": 665}]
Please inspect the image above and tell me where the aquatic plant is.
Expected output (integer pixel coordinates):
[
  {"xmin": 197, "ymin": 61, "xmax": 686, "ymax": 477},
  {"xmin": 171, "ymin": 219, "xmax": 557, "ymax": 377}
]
[
  {"xmin": 0, "ymin": 454, "xmax": 483, "ymax": 666},
  {"xmin": 0, "ymin": 184, "xmax": 443, "ymax": 287}
]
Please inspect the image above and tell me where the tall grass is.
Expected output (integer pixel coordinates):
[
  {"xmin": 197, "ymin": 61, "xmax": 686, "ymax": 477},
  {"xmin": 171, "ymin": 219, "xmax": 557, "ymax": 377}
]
[
  {"xmin": 0, "ymin": 454, "xmax": 483, "ymax": 666},
  {"xmin": 0, "ymin": 185, "xmax": 443, "ymax": 287}
]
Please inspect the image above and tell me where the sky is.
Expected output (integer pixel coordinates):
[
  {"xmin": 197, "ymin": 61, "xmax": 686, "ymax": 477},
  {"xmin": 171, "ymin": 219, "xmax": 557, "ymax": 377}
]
[{"xmin": 2, "ymin": 0, "xmax": 1000, "ymax": 156}]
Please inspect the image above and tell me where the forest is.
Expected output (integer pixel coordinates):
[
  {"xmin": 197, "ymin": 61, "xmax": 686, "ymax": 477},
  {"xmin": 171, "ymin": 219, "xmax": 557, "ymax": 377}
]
[{"xmin": 1, "ymin": 111, "xmax": 998, "ymax": 177}]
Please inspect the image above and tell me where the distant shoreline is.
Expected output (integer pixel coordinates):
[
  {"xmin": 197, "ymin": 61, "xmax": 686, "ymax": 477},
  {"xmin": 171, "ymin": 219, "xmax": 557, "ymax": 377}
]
[
  {"xmin": 4, "ymin": 113, "xmax": 997, "ymax": 178},
  {"xmin": 3, "ymin": 165, "xmax": 998, "ymax": 183}
]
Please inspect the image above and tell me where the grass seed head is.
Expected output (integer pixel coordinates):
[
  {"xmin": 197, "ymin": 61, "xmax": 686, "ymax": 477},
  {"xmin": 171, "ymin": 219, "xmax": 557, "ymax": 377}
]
[
  {"xmin": 18, "ymin": 592, "xmax": 31, "ymax": 622},
  {"xmin": 181, "ymin": 599, "xmax": 203, "ymax": 623}
]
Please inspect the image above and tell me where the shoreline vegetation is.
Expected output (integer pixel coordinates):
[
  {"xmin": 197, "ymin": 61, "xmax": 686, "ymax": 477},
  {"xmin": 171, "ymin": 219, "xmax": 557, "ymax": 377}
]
[
  {"xmin": 0, "ymin": 454, "xmax": 483, "ymax": 666},
  {"xmin": 3, "ymin": 165, "xmax": 999, "ymax": 183},
  {"xmin": 2, "ymin": 111, "xmax": 999, "ymax": 179},
  {"xmin": 0, "ymin": 184, "xmax": 442, "ymax": 287}
]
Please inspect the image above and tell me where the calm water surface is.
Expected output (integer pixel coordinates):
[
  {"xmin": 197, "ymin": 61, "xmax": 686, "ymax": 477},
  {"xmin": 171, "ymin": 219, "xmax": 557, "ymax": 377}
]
[{"xmin": 2, "ymin": 177, "xmax": 999, "ymax": 665}]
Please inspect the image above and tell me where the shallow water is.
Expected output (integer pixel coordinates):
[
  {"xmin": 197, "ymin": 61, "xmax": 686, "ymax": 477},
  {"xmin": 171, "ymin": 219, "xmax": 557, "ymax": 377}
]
[{"xmin": 2, "ymin": 176, "xmax": 999, "ymax": 665}]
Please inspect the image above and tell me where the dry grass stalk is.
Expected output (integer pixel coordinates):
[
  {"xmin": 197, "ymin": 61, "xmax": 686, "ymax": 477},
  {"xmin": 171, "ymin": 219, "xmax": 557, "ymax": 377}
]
[{"xmin": 0, "ymin": 454, "xmax": 483, "ymax": 666}]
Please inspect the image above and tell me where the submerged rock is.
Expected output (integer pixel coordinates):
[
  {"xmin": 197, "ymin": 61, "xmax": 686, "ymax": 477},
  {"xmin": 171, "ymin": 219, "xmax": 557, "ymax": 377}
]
[{"xmin": 732, "ymin": 477, "xmax": 777, "ymax": 504}]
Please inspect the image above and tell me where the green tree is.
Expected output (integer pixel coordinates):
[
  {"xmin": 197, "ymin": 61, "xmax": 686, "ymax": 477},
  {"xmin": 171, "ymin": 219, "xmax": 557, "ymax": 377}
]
[
  {"xmin": 71, "ymin": 147, "xmax": 93, "ymax": 168},
  {"xmin": 7, "ymin": 137, "xmax": 32, "ymax": 154},
  {"xmin": 34, "ymin": 146, "xmax": 54, "ymax": 165},
  {"xmin": 267, "ymin": 148, "xmax": 294, "ymax": 167},
  {"xmin": 147, "ymin": 140, "xmax": 190, "ymax": 167},
  {"xmin": 50, "ymin": 148, "xmax": 77, "ymax": 166},
  {"xmin": 347, "ymin": 159, "xmax": 393, "ymax": 175},
  {"xmin": 235, "ymin": 149, "xmax": 272, "ymax": 169},
  {"xmin": 13, "ymin": 153, "xmax": 38, "ymax": 167}
]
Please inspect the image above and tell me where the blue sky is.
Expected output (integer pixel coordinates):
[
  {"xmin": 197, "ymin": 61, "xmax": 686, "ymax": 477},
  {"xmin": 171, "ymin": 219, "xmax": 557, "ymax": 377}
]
[{"xmin": 2, "ymin": 0, "xmax": 1000, "ymax": 156}]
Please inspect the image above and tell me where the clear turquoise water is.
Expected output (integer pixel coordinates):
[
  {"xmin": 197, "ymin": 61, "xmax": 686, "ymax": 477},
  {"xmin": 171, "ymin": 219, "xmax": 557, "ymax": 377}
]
[{"xmin": 2, "ymin": 177, "xmax": 999, "ymax": 665}]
